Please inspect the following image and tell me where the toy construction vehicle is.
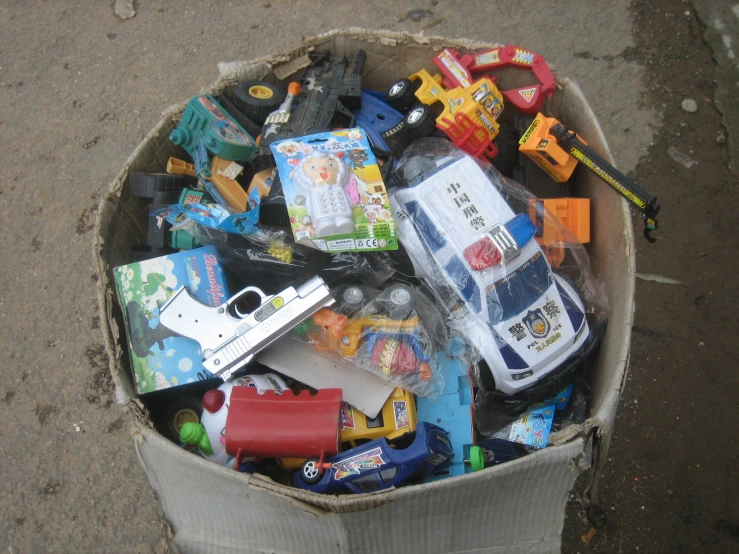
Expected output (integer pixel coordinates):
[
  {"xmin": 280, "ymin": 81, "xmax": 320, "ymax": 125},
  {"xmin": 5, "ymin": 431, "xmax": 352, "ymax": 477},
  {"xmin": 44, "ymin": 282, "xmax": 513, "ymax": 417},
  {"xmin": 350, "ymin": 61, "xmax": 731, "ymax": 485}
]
[
  {"xmin": 519, "ymin": 113, "xmax": 661, "ymax": 241},
  {"xmin": 445, "ymin": 44, "xmax": 556, "ymax": 115},
  {"xmin": 386, "ymin": 49, "xmax": 506, "ymax": 162}
]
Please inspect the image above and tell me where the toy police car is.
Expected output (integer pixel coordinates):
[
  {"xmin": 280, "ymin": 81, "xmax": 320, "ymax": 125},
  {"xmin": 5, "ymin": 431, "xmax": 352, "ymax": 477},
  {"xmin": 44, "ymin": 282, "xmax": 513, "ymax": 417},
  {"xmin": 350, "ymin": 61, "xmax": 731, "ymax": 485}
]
[
  {"xmin": 293, "ymin": 422, "xmax": 453, "ymax": 494},
  {"xmin": 390, "ymin": 155, "xmax": 591, "ymax": 395}
]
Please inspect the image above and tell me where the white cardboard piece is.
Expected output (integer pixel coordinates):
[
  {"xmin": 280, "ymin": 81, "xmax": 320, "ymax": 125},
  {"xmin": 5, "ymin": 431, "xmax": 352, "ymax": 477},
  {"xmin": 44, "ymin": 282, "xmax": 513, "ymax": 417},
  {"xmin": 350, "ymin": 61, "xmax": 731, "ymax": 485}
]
[
  {"xmin": 94, "ymin": 29, "xmax": 634, "ymax": 554},
  {"xmin": 256, "ymin": 337, "xmax": 395, "ymax": 419}
]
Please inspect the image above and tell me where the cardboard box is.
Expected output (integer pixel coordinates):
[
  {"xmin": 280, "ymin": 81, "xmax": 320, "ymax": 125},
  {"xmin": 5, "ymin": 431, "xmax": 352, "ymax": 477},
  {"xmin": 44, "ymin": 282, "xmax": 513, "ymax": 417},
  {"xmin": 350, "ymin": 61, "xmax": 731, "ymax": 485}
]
[{"xmin": 94, "ymin": 29, "xmax": 634, "ymax": 553}]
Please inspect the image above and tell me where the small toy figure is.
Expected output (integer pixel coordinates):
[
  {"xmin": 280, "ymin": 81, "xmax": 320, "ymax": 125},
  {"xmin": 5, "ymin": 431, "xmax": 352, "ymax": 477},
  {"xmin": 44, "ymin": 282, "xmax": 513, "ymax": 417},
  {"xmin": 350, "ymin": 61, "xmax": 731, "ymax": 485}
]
[
  {"xmin": 292, "ymin": 151, "xmax": 359, "ymax": 238},
  {"xmin": 274, "ymin": 140, "xmax": 302, "ymax": 157},
  {"xmin": 361, "ymin": 192, "xmax": 387, "ymax": 223},
  {"xmin": 347, "ymin": 148, "xmax": 369, "ymax": 169}
]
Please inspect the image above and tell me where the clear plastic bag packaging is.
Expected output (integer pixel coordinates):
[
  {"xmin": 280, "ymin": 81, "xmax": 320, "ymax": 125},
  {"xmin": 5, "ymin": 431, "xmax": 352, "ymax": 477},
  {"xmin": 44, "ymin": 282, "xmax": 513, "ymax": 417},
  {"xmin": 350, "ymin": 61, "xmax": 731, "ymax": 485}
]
[
  {"xmin": 387, "ymin": 138, "xmax": 608, "ymax": 428},
  {"xmin": 191, "ymin": 224, "xmax": 396, "ymax": 293},
  {"xmin": 298, "ymin": 282, "xmax": 448, "ymax": 398}
]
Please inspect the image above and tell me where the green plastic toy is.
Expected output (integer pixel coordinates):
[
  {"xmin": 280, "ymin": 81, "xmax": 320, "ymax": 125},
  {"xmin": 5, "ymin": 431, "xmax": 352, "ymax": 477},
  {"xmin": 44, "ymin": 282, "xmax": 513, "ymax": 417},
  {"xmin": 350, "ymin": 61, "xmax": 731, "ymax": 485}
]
[
  {"xmin": 169, "ymin": 95, "xmax": 257, "ymax": 163},
  {"xmin": 180, "ymin": 422, "xmax": 213, "ymax": 455}
]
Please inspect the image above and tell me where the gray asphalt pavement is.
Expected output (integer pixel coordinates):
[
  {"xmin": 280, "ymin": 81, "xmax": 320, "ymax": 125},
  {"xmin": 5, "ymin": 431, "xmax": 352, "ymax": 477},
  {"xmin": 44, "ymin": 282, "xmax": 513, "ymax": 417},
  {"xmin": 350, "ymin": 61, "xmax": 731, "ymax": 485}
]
[{"xmin": 0, "ymin": 1, "xmax": 735, "ymax": 553}]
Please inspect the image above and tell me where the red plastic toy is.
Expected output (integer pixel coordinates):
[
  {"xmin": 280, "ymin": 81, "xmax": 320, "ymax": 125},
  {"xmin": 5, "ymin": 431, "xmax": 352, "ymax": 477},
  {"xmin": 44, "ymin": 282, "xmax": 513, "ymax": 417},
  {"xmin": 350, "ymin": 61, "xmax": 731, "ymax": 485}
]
[
  {"xmin": 443, "ymin": 45, "xmax": 556, "ymax": 115},
  {"xmin": 224, "ymin": 386, "xmax": 342, "ymax": 467}
]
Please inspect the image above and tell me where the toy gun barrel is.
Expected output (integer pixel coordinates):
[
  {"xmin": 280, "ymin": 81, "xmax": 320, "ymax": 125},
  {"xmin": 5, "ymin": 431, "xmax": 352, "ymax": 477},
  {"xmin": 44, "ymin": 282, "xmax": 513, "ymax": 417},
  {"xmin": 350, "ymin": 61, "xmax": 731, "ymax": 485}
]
[
  {"xmin": 158, "ymin": 276, "xmax": 335, "ymax": 380},
  {"xmin": 550, "ymin": 124, "xmax": 661, "ymax": 241},
  {"xmin": 351, "ymin": 49, "xmax": 367, "ymax": 76}
]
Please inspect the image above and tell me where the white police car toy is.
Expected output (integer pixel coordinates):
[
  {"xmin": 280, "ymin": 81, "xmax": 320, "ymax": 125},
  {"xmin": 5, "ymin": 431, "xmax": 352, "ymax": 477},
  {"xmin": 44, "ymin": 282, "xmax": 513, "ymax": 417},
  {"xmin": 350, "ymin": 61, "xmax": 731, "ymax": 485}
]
[{"xmin": 390, "ymin": 155, "xmax": 590, "ymax": 395}]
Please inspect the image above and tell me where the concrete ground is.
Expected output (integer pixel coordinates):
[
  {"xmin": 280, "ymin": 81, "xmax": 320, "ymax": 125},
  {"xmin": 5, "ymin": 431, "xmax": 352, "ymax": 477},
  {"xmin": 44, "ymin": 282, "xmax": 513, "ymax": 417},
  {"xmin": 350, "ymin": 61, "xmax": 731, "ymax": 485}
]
[{"xmin": 0, "ymin": 1, "xmax": 735, "ymax": 553}]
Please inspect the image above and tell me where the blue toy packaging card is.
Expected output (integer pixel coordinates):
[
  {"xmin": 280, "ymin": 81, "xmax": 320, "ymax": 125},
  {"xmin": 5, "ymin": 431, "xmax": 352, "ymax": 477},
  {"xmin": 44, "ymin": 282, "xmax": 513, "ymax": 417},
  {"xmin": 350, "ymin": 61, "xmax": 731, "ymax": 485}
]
[
  {"xmin": 538, "ymin": 382, "xmax": 574, "ymax": 411},
  {"xmin": 491, "ymin": 404, "xmax": 556, "ymax": 448},
  {"xmin": 113, "ymin": 246, "xmax": 229, "ymax": 395},
  {"xmin": 270, "ymin": 128, "xmax": 399, "ymax": 253}
]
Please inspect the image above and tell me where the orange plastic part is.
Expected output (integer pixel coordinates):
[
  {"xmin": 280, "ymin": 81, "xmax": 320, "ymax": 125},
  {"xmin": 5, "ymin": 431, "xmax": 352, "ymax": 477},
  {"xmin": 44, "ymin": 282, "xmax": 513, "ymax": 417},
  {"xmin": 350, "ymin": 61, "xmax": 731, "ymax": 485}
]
[
  {"xmin": 311, "ymin": 309, "xmax": 423, "ymax": 359},
  {"xmin": 528, "ymin": 197, "xmax": 590, "ymax": 268},
  {"xmin": 247, "ymin": 168, "xmax": 276, "ymax": 200},
  {"xmin": 209, "ymin": 156, "xmax": 248, "ymax": 212},
  {"xmin": 167, "ymin": 157, "xmax": 196, "ymax": 177},
  {"xmin": 519, "ymin": 113, "xmax": 584, "ymax": 182},
  {"xmin": 529, "ymin": 198, "xmax": 590, "ymax": 244}
]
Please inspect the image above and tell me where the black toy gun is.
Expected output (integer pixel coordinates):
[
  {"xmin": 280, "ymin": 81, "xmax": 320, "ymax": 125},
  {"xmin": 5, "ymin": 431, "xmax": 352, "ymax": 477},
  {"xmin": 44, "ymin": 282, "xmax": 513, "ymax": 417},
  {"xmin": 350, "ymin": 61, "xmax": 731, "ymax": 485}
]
[{"xmin": 259, "ymin": 49, "xmax": 366, "ymax": 148}]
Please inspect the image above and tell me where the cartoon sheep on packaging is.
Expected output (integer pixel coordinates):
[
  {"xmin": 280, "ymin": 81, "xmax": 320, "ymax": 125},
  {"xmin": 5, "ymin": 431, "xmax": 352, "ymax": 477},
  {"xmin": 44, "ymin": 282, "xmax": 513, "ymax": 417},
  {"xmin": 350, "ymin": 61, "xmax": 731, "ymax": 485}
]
[{"xmin": 290, "ymin": 151, "xmax": 361, "ymax": 238}]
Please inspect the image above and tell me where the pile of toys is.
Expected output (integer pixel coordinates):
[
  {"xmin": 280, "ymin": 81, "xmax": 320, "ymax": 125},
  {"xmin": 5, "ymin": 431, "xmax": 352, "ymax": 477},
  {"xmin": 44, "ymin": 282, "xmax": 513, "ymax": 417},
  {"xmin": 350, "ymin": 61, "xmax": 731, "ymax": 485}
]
[{"xmin": 114, "ymin": 44, "xmax": 660, "ymax": 495}]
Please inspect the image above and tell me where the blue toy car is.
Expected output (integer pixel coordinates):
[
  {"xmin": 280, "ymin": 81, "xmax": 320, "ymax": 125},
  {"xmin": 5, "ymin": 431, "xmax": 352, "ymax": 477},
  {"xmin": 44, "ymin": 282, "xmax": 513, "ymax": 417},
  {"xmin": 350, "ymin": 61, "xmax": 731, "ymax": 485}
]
[{"xmin": 293, "ymin": 422, "xmax": 454, "ymax": 494}]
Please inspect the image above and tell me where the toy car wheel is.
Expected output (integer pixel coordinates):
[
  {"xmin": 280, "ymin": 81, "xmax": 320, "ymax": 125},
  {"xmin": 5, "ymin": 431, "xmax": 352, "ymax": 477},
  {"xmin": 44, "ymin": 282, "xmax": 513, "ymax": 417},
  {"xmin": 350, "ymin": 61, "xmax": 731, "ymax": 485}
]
[
  {"xmin": 491, "ymin": 126, "xmax": 520, "ymax": 177},
  {"xmin": 386, "ymin": 78, "xmax": 417, "ymax": 112},
  {"xmin": 340, "ymin": 286, "xmax": 365, "ymax": 311},
  {"xmin": 157, "ymin": 395, "xmax": 204, "ymax": 444},
  {"xmin": 468, "ymin": 446, "xmax": 485, "ymax": 472},
  {"xmin": 378, "ymin": 284, "xmax": 415, "ymax": 318},
  {"xmin": 129, "ymin": 172, "xmax": 198, "ymax": 199},
  {"xmin": 299, "ymin": 458, "xmax": 324, "ymax": 484},
  {"xmin": 404, "ymin": 105, "xmax": 438, "ymax": 140},
  {"xmin": 233, "ymin": 80, "xmax": 286, "ymax": 125}
]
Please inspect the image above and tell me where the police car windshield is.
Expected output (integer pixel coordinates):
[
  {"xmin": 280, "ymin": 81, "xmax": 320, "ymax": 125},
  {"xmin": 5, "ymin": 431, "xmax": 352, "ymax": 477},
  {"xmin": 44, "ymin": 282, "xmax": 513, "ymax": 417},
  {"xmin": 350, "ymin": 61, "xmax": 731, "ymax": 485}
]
[{"xmin": 485, "ymin": 252, "xmax": 552, "ymax": 324}]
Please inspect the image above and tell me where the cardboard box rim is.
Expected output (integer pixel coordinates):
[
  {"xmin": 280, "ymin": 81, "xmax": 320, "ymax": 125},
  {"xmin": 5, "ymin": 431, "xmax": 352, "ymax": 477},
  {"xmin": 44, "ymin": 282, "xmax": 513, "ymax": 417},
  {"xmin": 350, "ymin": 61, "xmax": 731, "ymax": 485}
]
[{"xmin": 93, "ymin": 28, "xmax": 634, "ymax": 549}]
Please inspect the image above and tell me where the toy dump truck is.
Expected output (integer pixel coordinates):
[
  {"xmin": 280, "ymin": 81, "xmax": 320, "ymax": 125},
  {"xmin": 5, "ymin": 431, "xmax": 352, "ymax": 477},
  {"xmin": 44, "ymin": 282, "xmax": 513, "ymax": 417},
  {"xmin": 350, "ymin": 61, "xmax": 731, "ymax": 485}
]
[{"xmin": 385, "ymin": 49, "xmax": 507, "ymax": 163}]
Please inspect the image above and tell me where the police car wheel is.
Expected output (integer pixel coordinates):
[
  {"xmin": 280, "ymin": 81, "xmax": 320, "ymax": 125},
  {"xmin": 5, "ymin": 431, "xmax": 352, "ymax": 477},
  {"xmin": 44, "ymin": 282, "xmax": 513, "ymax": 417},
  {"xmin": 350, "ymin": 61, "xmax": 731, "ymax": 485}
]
[{"xmin": 300, "ymin": 458, "xmax": 324, "ymax": 484}]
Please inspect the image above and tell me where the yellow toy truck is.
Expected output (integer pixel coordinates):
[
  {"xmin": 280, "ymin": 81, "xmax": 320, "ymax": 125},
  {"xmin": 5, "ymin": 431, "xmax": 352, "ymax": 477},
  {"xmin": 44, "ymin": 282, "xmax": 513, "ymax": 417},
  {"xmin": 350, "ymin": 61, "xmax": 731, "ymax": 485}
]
[{"xmin": 385, "ymin": 48, "xmax": 508, "ymax": 163}]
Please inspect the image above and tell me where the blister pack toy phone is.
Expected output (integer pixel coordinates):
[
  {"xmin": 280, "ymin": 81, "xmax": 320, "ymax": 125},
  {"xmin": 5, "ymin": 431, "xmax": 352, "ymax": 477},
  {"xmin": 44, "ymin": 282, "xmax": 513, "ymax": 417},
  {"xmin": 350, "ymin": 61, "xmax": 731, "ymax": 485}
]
[{"xmin": 271, "ymin": 129, "xmax": 398, "ymax": 253}]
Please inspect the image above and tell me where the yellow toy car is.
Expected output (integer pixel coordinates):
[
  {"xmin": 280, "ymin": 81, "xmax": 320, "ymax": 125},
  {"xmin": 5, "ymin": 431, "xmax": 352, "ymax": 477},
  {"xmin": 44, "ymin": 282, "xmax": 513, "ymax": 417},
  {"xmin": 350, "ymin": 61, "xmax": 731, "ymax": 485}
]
[
  {"xmin": 339, "ymin": 387, "xmax": 417, "ymax": 449},
  {"xmin": 386, "ymin": 48, "xmax": 506, "ymax": 161},
  {"xmin": 278, "ymin": 388, "xmax": 417, "ymax": 470}
]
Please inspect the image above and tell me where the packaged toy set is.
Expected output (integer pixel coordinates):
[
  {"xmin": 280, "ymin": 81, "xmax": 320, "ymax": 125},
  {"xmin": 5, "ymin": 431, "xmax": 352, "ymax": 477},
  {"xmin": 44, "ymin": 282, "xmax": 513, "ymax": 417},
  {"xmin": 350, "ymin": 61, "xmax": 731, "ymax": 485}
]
[
  {"xmin": 113, "ymin": 245, "xmax": 229, "ymax": 395},
  {"xmin": 270, "ymin": 129, "xmax": 398, "ymax": 253}
]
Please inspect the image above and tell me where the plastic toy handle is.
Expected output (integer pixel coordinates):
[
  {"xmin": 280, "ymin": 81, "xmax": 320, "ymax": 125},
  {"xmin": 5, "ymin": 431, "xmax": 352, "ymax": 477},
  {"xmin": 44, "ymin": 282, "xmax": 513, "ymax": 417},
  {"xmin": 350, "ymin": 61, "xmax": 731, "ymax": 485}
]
[{"xmin": 287, "ymin": 82, "xmax": 302, "ymax": 96}]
